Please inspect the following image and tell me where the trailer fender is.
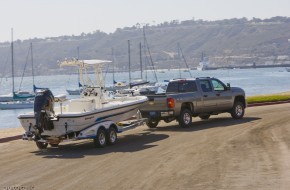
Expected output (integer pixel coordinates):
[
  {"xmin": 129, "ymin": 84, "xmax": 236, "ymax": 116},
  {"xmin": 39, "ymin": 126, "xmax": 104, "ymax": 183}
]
[{"xmin": 77, "ymin": 120, "xmax": 115, "ymax": 139}]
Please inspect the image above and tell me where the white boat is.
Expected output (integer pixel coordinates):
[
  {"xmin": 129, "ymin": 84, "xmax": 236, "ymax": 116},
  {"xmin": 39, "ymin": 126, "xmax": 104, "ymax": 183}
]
[
  {"xmin": 106, "ymin": 80, "xmax": 128, "ymax": 92},
  {"xmin": 0, "ymin": 91, "xmax": 35, "ymax": 102},
  {"xmin": 18, "ymin": 59, "xmax": 148, "ymax": 145},
  {"xmin": 197, "ymin": 60, "xmax": 209, "ymax": 71},
  {"xmin": 66, "ymin": 89, "xmax": 82, "ymax": 95},
  {"xmin": 18, "ymin": 90, "xmax": 147, "ymax": 135},
  {"xmin": 139, "ymin": 81, "xmax": 168, "ymax": 95},
  {"xmin": 0, "ymin": 99, "xmax": 34, "ymax": 110},
  {"xmin": 197, "ymin": 53, "xmax": 209, "ymax": 71},
  {"xmin": 0, "ymin": 93, "xmax": 13, "ymax": 102}
]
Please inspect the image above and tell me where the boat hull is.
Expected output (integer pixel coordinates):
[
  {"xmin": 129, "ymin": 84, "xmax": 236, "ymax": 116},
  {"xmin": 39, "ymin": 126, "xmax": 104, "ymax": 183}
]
[
  {"xmin": 18, "ymin": 96, "xmax": 147, "ymax": 137},
  {"xmin": 0, "ymin": 101, "xmax": 34, "ymax": 110},
  {"xmin": 66, "ymin": 89, "xmax": 81, "ymax": 95}
]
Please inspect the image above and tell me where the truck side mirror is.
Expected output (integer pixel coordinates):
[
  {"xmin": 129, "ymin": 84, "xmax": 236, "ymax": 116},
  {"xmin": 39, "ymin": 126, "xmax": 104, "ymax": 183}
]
[{"xmin": 226, "ymin": 83, "xmax": 231, "ymax": 90}]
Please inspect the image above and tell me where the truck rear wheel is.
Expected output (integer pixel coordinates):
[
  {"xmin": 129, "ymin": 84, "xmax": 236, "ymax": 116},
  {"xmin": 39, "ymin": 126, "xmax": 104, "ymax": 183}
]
[
  {"xmin": 146, "ymin": 119, "xmax": 159, "ymax": 128},
  {"xmin": 94, "ymin": 129, "xmax": 107, "ymax": 148},
  {"xmin": 231, "ymin": 101, "xmax": 245, "ymax": 119},
  {"xmin": 178, "ymin": 108, "xmax": 192, "ymax": 128}
]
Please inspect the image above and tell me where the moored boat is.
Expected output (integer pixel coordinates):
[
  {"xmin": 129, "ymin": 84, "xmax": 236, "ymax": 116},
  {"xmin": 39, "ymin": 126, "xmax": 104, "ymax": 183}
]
[{"xmin": 0, "ymin": 99, "xmax": 34, "ymax": 110}]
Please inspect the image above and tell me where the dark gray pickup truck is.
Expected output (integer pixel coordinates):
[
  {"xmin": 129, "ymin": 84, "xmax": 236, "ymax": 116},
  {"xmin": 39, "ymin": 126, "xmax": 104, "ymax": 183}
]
[{"xmin": 139, "ymin": 77, "xmax": 246, "ymax": 128}]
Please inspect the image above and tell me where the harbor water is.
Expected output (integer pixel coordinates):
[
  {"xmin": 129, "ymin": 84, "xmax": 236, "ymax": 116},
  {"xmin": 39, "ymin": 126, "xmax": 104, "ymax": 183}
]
[{"xmin": 0, "ymin": 67, "xmax": 290, "ymax": 129}]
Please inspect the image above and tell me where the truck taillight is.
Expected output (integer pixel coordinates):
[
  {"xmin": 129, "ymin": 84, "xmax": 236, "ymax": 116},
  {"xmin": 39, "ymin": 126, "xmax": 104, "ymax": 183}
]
[{"xmin": 167, "ymin": 98, "xmax": 175, "ymax": 108}]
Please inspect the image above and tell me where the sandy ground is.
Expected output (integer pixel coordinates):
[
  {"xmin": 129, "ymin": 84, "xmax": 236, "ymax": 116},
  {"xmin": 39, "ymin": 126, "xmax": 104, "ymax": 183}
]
[
  {"xmin": 0, "ymin": 127, "xmax": 24, "ymax": 139},
  {"xmin": 1, "ymin": 103, "xmax": 290, "ymax": 190}
]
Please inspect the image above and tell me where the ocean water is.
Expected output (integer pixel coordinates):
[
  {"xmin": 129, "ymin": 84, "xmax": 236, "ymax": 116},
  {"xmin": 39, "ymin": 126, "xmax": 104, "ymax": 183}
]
[{"xmin": 0, "ymin": 67, "xmax": 290, "ymax": 129}]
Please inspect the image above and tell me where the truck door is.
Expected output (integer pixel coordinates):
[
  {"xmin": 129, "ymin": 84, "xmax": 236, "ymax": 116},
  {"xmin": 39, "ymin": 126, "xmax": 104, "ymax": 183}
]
[
  {"xmin": 210, "ymin": 79, "xmax": 233, "ymax": 110},
  {"xmin": 198, "ymin": 79, "xmax": 217, "ymax": 112}
]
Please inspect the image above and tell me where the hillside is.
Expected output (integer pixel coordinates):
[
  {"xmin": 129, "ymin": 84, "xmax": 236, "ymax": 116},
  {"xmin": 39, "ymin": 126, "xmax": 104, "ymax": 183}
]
[{"xmin": 1, "ymin": 16, "xmax": 290, "ymax": 76}]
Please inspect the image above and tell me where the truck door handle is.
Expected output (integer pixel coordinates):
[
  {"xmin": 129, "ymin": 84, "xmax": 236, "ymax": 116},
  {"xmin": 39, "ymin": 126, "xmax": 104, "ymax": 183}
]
[{"xmin": 203, "ymin": 95, "xmax": 208, "ymax": 97}]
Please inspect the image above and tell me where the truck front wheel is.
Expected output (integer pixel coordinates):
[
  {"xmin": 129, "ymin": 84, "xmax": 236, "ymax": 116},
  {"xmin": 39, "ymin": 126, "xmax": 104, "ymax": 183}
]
[
  {"xmin": 146, "ymin": 119, "xmax": 159, "ymax": 128},
  {"xmin": 231, "ymin": 101, "xmax": 245, "ymax": 119},
  {"xmin": 178, "ymin": 108, "xmax": 192, "ymax": 128}
]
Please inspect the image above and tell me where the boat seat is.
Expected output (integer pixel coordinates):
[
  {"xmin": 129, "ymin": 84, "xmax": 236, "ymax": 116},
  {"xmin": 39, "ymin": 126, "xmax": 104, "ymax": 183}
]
[{"xmin": 68, "ymin": 98, "xmax": 96, "ymax": 112}]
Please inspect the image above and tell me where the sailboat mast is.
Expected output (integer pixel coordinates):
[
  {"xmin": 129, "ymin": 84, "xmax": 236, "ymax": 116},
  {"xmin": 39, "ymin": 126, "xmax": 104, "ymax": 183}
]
[
  {"xmin": 11, "ymin": 28, "xmax": 15, "ymax": 94},
  {"xmin": 143, "ymin": 26, "xmax": 158, "ymax": 82},
  {"xmin": 142, "ymin": 28, "xmax": 148, "ymax": 81},
  {"xmin": 112, "ymin": 48, "xmax": 115, "ymax": 87},
  {"xmin": 77, "ymin": 46, "xmax": 80, "ymax": 60},
  {"xmin": 128, "ymin": 40, "xmax": 131, "ymax": 84},
  {"xmin": 139, "ymin": 42, "xmax": 143, "ymax": 80},
  {"xmin": 178, "ymin": 43, "xmax": 192, "ymax": 77},
  {"xmin": 30, "ymin": 42, "xmax": 35, "ymax": 86}
]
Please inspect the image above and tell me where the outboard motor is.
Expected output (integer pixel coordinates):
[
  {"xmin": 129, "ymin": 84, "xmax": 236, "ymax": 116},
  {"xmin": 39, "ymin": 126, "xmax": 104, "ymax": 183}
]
[{"xmin": 34, "ymin": 89, "xmax": 55, "ymax": 137}]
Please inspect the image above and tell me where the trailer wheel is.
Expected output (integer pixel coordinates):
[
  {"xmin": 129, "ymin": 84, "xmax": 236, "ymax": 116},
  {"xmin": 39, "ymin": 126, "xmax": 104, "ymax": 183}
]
[
  {"xmin": 146, "ymin": 119, "xmax": 159, "ymax": 128},
  {"xmin": 36, "ymin": 142, "xmax": 48, "ymax": 149},
  {"xmin": 107, "ymin": 127, "xmax": 117, "ymax": 145},
  {"xmin": 231, "ymin": 101, "xmax": 245, "ymax": 119},
  {"xmin": 178, "ymin": 108, "xmax": 192, "ymax": 128},
  {"xmin": 94, "ymin": 129, "xmax": 107, "ymax": 148}
]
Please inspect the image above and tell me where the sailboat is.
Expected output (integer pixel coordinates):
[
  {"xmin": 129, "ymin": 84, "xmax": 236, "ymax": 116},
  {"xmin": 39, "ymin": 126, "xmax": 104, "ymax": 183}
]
[
  {"xmin": 0, "ymin": 30, "xmax": 35, "ymax": 109},
  {"xmin": 65, "ymin": 47, "xmax": 85, "ymax": 95},
  {"xmin": 18, "ymin": 59, "xmax": 148, "ymax": 145},
  {"xmin": 118, "ymin": 38, "xmax": 158, "ymax": 95},
  {"xmin": 197, "ymin": 52, "xmax": 209, "ymax": 71}
]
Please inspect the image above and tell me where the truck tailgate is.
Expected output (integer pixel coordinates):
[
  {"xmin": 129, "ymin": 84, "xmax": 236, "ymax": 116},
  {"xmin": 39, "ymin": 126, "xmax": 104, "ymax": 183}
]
[{"xmin": 139, "ymin": 95, "xmax": 168, "ymax": 112}]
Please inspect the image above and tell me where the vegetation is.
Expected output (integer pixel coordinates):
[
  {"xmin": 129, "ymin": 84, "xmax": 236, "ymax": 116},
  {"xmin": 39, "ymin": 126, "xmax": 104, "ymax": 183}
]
[
  {"xmin": 247, "ymin": 94, "xmax": 290, "ymax": 104},
  {"xmin": 1, "ymin": 16, "xmax": 290, "ymax": 76}
]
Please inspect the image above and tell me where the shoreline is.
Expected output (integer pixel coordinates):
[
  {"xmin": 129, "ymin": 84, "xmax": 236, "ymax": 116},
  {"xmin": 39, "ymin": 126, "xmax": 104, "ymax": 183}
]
[{"xmin": 1, "ymin": 91, "xmax": 290, "ymax": 141}]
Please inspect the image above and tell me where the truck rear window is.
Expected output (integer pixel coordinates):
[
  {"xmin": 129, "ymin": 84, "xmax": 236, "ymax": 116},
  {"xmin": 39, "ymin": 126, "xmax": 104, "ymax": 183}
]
[{"xmin": 166, "ymin": 81, "xmax": 197, "ymax": 93}]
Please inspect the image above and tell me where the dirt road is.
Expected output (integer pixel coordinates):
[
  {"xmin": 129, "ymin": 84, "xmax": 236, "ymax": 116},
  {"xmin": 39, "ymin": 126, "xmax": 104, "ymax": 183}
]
[{"xmin": 1, "ymin": 103, "xmax": 290, "ymax": 190}]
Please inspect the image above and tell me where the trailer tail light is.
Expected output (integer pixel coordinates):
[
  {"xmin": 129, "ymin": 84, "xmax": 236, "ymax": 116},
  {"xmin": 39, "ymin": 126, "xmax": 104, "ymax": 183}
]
[{"xmin": 167, "ymin": 98, "xmax": 175, "ymax": 108}]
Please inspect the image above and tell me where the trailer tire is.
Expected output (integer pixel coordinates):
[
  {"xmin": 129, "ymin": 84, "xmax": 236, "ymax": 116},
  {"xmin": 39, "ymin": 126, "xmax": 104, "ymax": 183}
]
[
  {"xmin": 146, "ymin": 119, "xmax": 159, "ymax": 128},
  {"xmin": 94, "ymin": 129, "xmax": 107, "ymax": 148},
  {"xmin": 36, "ymin": 142, "xmax": 48, "ymax": 149},
  {"xmin": 178, "ymin": 108, "xmax": 192, "ymax": 128},
  {"xmin": 107, "ymin": 127, "xmax": 117, "ymax": 145},
  {"xmin": 231, "ymin": 101, "xmax": 245, "ymax": 119}
]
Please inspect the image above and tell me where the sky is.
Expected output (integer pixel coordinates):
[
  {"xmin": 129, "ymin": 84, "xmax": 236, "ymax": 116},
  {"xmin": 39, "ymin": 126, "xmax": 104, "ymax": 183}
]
[{"xmin": 0, "ymin": 0, "xmax": 290, "ymax": 42}]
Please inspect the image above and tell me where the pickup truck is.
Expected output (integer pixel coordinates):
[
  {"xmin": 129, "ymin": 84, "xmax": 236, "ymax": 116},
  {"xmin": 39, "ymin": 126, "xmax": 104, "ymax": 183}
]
[{"xmin": 139, "ymin": 77, "xmax": 246, "ymax": 128}]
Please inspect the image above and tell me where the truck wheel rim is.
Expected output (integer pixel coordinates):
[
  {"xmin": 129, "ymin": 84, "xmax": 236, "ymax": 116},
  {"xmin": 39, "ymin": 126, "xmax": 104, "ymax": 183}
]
[
  {"xmin": 236, "ymin": 105, "xmax": 243, "ymax": 116},
  {"xmin": 184, "ymin": 113, "xmax": 191, "ymax": 124},
  {"xmin": 99, "ymin": 133, "xmax": 106, "ymax": 145}
]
